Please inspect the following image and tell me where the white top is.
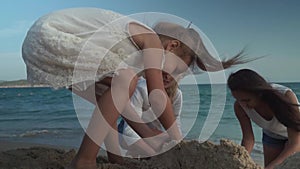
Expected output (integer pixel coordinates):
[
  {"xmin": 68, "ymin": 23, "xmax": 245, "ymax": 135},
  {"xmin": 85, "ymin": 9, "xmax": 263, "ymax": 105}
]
[
  {"xmin": 118, "ymin": 77, "xmax": 182, "ymax": 146},
  {"xmin": 22, "ymin": 8, "xmax": 162, "ymax": 90},
  {"xmin": 241, "ymin": 83, "xmax": 296, "ymax": 138}
]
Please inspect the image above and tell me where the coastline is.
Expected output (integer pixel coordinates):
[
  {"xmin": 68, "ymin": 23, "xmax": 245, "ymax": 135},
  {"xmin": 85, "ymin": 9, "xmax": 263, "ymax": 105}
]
[
  {"xmin": 0, "ymin": 85, "xmax": 50, "ymax": 89},
  {"xmin": 0, "ymin": 79, "xmax": 50, "ymax": 89}
]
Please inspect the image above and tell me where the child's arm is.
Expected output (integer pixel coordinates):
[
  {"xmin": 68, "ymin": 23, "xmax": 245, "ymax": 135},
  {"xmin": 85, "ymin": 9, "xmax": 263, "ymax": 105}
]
[
  {"xmin": 128, "ymin": 22, "xmax": 182, "ymax": 140},
  {"xmin": 265, "ymin": 128, "xmax": 300, "ymax": 169},
  {"xmin": 173, "ymin": 89, "xmax": 183, "ymax": 135},
  {"xmin": 234, "ymin": 101, "xmax": 255, "ymax": 153},
  {"xmin": 265, "ymin": 91, "xmax": 300, "ymax": 169},
  {"xmin": 121, "ymin": 83, "xmax": 170, "ymax": 151},
  {"xmin": 122, "ymin": 91, "xmax": 161, "ymax": 138}
]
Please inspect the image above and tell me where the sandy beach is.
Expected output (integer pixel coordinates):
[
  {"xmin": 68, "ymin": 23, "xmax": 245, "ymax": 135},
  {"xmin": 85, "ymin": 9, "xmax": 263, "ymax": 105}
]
[{"xmin": 0, "ymin": 139, "xmax": 267, "ymax": 169}]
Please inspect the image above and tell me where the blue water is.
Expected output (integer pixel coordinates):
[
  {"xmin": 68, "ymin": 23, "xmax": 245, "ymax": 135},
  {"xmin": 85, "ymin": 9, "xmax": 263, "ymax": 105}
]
[
  {"xmin": 0, "ymin": 83, "xmax": 299, "ymax": 160},
  {"xmin": 0, "ymin": 87, "xmax": 83, "ymax": 147}
]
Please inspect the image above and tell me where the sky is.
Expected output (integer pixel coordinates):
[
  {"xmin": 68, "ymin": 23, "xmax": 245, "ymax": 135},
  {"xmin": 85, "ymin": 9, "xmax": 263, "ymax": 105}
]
[{"xmin": 0, "ymin": 0, "xmax": 299, "ymax": 83}]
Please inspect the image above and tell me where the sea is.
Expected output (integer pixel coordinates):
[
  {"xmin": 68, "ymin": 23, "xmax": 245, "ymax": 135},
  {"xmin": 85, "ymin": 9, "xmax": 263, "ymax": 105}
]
[{"xmin": 0, "ymin": 82, "xmax": 299, "ymax": 163}]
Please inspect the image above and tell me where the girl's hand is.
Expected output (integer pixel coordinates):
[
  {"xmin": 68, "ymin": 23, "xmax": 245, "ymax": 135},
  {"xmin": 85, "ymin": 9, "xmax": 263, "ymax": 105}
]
[
  {"xmin": 150, "ymin": 128, "xmax": 163, "ymax": 136},
  {"xmin": 144, "ymin": 130, "xmax": 170, "ymax": 152}
]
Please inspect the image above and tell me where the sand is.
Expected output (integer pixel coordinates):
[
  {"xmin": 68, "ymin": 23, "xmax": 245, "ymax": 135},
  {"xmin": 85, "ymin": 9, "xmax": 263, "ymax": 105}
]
[{"xmin": 0, "ymin": 139, "xmax": 269, "ymax": 169}]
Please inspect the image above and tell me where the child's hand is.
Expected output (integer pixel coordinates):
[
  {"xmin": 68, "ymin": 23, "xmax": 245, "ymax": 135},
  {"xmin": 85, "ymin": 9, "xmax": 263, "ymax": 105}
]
[
  {"xmin": 150, "ymin": 128, "xmax": 163, "ymax": 136},
  {"xmin": 144, "ymin": 130, "xmax": 170, "ymax": 152}
]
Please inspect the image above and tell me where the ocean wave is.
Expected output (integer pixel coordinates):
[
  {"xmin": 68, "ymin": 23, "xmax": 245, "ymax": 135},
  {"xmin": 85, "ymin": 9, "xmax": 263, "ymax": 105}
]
[
  {"xmin": 19, "ymin": 130, "xmax": 53, "ymax": 137},
  {"xmin": 253, "ymin": 143, "xmax": 264, "ymax": 154}
]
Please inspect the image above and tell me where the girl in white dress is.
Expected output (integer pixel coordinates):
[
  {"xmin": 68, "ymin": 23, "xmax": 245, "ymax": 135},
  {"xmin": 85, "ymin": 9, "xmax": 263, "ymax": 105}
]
[
  {"xmin": 227, "ymin": 69, "xmax": 300, "ymax": 169},
  {"xmin": 22, "ymin": 8, "xmax": 250, "ymax": 168}
]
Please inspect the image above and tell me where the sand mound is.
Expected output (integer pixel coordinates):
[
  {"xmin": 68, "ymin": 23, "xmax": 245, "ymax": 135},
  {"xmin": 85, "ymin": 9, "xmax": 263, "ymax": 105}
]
[
  {"xmin": 0, "ymin": 139, "xmax": 263, "ymax": 169},
  {"xmin": 0, "ymin": 147, "xmax": 76, "ymax": 169},
  {"xmin": 124, "ymin": 139, "xmax": 262, "ymax": 169}
]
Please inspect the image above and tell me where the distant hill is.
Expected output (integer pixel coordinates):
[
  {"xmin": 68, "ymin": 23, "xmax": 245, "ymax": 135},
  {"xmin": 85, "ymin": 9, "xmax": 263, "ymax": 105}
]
[
  {"xmin": 0, "ymin": 79, "xmax": 29, "ymax": 86},
  {"xmin": 0, "ymin": 79, "xmax": 48, "ymax": 88}
]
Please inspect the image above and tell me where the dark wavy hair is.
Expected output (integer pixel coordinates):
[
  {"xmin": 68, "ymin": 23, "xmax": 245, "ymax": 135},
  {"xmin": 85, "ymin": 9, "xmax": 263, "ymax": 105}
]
[{"xmin": 227, "ymin": 69, "xmax": 300, "ymax": 131}]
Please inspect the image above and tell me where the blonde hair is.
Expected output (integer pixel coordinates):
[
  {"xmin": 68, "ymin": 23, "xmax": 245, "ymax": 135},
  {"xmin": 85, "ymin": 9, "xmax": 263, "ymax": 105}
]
[
  {"xmin": 165, "ymin": 81, "xmax": 179, "ymax": 103},
  {"xmin": 153, "ymin": 22, "xmax": 255, "ymax": 72}
]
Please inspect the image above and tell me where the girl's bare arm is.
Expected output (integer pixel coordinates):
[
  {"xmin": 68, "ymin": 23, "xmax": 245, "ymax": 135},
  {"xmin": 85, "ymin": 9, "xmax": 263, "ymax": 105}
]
[
  {"xmin": 128, "ymin": 22, "xmax": 181, "ymax": 140},
  {"xmin": 234, "ymin": 101, "xmax": 255, "ymax": 153}
]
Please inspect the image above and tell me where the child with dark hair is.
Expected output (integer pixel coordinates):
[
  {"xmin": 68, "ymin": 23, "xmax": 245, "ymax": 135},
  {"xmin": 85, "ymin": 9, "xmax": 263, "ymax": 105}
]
[{"xmin": 228, "ymin": 69, "xmax": 300, "ymax": 169}]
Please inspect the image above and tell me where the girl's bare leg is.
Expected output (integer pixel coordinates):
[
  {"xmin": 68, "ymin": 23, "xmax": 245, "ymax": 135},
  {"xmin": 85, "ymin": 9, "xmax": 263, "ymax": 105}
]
[
  {"xmin": 105, "ymin": 122, "xmax": 124, "ymax": 164},
  {"xmin": 70, "ymin": 70, "xmax": 138, "ymax": 168},
  {"xmin": 263, "ymin": 143, "xmax": 285, "ymax": 167}
]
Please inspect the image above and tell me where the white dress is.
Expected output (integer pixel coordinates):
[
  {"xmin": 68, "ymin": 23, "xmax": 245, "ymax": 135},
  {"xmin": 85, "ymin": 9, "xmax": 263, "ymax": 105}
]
[{"xmin": 22, "ymin": 8, "xmax": 154, "ymax": 90}]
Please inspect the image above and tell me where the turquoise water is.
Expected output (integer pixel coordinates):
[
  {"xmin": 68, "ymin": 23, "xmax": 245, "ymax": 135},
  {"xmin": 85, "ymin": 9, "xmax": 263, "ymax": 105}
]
[{"xmin": 0, "ymin": 83, "xmax": 299, "ymax": 161}]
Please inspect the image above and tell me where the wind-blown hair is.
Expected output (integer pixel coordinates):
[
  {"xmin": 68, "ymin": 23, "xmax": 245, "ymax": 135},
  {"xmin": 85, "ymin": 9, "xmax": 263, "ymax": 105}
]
[
  {"xmin": 153, "ymin": 22, "xmax": 256, "ymax": 72},
  {"xmin": 227, "ymin": 69, "xmax": 300, "ymax": 131}
]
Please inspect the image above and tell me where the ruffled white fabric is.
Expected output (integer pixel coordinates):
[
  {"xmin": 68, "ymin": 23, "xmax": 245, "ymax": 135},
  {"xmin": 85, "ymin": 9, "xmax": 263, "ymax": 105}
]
[{"xmin": 22, "ymin": 8, "xmax": 150, "ymax": 90}]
